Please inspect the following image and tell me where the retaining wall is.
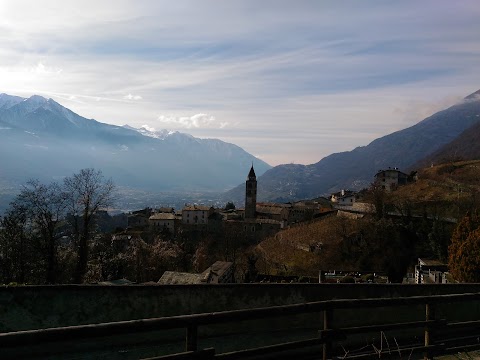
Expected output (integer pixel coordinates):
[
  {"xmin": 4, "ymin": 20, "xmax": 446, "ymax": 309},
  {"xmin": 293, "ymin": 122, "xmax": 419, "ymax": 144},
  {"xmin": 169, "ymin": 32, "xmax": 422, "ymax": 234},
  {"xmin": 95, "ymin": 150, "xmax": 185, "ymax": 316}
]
[{"xmin": 2, "ymin": 283, "xmax": 480, "ymax": 332}]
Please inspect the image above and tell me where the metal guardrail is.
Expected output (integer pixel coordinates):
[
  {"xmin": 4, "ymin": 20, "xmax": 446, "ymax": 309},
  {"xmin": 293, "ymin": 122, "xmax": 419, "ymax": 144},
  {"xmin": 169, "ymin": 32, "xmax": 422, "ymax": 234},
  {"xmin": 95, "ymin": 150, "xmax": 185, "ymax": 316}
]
[{"xmin": 2, "ymin": 292, "xmax": 480, "ymax": 359}]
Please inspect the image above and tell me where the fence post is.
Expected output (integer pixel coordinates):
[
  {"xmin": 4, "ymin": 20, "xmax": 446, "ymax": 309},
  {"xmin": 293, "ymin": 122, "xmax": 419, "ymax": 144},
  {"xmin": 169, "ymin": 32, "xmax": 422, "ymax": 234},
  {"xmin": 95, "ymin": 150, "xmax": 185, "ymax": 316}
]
[
  {"xmin": 424, "ymin": 303, "xmax": 435, "ymax": 360},
  {"xmin": 186, "ymin": 324, "xmax": 198, "ymax": 352},
  {"xmin": 323, "ymin": 308, "xmax": 333, "ymax": 360}
]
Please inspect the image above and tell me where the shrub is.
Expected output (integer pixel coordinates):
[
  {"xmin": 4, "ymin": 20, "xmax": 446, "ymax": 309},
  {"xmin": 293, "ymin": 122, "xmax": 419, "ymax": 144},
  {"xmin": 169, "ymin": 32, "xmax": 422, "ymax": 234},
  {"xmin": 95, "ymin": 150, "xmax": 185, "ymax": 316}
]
[{"xmin": 362, "ymin": 273, "xmax": 374, "ymax": 282}]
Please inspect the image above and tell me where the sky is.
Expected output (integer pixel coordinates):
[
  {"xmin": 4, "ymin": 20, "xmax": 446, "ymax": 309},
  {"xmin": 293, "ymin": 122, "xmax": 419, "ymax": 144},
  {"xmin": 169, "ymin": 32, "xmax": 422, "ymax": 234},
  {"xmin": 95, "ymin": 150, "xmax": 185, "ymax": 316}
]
[{"xmin": 1, "ymin": 1, "xmax": 480, "ymax": 166}]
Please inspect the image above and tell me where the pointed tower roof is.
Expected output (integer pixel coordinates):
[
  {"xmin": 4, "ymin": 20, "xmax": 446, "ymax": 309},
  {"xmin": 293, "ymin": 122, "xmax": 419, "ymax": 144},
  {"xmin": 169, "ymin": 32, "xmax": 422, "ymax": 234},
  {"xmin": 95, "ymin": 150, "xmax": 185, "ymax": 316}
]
[{"xmin": 247, "ymin": 165, "xmax": 256, "ymax": 179}]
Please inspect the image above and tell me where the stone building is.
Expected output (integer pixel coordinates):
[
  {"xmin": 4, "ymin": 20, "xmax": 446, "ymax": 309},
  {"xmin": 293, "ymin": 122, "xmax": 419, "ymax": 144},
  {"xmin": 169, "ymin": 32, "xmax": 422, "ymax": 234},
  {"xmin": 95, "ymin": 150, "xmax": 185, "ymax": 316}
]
[
  {"xmin": 256, "ymin": 202, "xmax": 290, "ymax": 224},
  {"xmin": 374, "ymin": 167, "xmax": 408, "ymax": 192},
  {"xmin": 415, "ymin": 258, "xmax": 449, "ymax": 284},
  {"xmin": 245, "ymin": 165, "xmax": 257, "ymax": 219},
  {"xmin": 220, "ymin": 166, "xmax": 284, "ymax": 243},
  {"xmin": 149, "ymin": 213, "xmax": 176, "ymax": 233},
  {"xmin": 225, "ymin": 218, "xmax": 282, "ymax": 243},
  {"xmin": 127, "ymin": 208, "xmax": 152, "ymax": 229},
  {"xmin": 182, "ymin": 205, "xmax": 214, "ymax": 225},
  {"xmin": 288, "ymin": 200, "xmax": 330, "ymax": 224}
]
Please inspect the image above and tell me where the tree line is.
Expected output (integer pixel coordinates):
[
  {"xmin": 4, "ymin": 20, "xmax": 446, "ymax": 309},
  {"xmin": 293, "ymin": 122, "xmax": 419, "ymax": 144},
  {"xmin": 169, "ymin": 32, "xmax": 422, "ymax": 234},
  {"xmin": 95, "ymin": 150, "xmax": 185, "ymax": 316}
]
[{"xmin": 3, "ymin": 164, "xmax": 480, "ymax": 285}]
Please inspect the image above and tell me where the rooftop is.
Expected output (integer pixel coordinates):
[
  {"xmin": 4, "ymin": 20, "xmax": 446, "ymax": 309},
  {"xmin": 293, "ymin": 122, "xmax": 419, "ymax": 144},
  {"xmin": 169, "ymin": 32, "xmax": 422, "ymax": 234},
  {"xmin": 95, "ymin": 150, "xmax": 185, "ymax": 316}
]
[
  {"xmin": 149, "ymin": 213, "xmax": 175, "ymax": 220},
  {"xmin": 158, "ymin": 271, "xmax": 205, "ymax": 285},
  {"xmin": 375, "ymin": 168, "xmax": 408, "ymax": 176},
  {"xmin": 256, "ymin": 205, "xmax": 286, "ymax": 215},
  {"xmin": 247, "ymin": 165, "xmax": 256, "ymax": 179},
  {"xmin": 418, "ymin": 258, "xmax": 447, "ymax": 267},
  {"xmin": 183, "ymin": 205, "xmax": 212, "ymax": 211},
  {"xmin": 202, "ymin": 261, "xmax": 234, "ymax": 284}
]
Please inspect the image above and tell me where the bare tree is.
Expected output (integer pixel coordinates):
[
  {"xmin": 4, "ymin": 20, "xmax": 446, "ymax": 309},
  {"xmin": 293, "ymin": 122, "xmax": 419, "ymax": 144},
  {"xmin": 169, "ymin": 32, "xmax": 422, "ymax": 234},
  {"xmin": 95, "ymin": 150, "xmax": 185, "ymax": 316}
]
[
  {"xmin": 365, "ymin": 183, "xmax": 390, "ymax": 220},
  {"xmin": 14, "ymin": 180, "xmax": 67, "ymax": 284},
  {"xmin": 64, "ymin": 169, "xmax": 115, "ymax": 283}
]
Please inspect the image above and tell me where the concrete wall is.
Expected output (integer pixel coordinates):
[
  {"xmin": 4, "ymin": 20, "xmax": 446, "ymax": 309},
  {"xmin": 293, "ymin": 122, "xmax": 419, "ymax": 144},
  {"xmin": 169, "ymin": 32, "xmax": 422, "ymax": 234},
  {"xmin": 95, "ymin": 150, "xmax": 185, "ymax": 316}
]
[{"xmin": 2, "ymin": 283, "xmax": 480, "ymax": 332}]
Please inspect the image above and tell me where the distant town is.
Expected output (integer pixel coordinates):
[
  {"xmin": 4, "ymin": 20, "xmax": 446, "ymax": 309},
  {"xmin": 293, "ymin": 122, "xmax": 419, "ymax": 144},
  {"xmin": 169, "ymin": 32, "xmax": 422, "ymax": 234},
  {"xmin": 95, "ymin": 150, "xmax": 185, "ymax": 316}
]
[
  {"xmin": 3, "ymin": 158, "xmax": 480, "ymax": 288},
  {"xmin": 114, "ymin": 165, "xmax": 455, "ymax": 285}
]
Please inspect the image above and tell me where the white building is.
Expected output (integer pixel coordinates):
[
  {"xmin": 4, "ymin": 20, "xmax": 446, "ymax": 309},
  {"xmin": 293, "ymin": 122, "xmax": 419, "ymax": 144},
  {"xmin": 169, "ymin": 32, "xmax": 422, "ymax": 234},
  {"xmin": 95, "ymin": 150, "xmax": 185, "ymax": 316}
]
[
  {"xmin": 414, "ymin": 258, "xmax": 449, "ymax": 284},
  {"xmin": 331, "ymin": 190, "xmax": 356, "ymax": 205}
]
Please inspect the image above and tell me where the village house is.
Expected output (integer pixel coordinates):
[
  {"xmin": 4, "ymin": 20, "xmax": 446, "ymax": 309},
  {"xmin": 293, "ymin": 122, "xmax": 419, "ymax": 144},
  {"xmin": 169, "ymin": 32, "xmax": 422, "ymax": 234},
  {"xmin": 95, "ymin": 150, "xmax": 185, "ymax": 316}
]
[
  {"xmin": 225, "ymin": 218, "xmax": 283, "ymax": 243},
  {"xmin": 222, "ymin": 208, "xmax": 243, "ymax": 221},
  {"xmin": 181, "ymin": 205, "xmax": 214, "ymax": 225},
  {"xmin": 149, "ymin": 213, "xmax": 176, "ymax": 233},
  {"xmin": 127, "ymin": 207, "xmax": 152, "ymax": 229},
  {"xmin": 330, "ymin": 190, "xmax": 357, "ymax": 205},
  {"xmin": 414, "ymin": 258, "xmax": 450, "ymax": 284},
  {"xmin": 374, "ymin": 167, "xmax": 408, "ymax": 192},
  {"xmin": 287, "ymin": 199, "xmax": 330, "ymax": 224},
  {"xmin": 155, "ymin": 207, "xmax": 175, "ymax": 214},
  {"xmin": 256, "ymin": 202, "xmax": 290, "ymax": 225}
]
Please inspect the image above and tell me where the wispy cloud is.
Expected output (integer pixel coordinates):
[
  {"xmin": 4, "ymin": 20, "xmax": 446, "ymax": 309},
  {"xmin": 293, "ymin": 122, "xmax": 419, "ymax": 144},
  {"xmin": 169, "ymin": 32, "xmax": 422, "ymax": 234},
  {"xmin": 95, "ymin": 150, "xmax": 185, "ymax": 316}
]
[
  {"xmin": 157, "ymin": 113, "xmax": 226, "ymax": 129},
  {"xmin": 0, "ymin": 1, "xmax": 479, "ymax": 165},
  {"xmin": 29, "ymin": 62, "xmax": 63, "ymax": 75},
  {"xmin": 123, "ymin": 93, "xmax": 142, "ymax": 100}
]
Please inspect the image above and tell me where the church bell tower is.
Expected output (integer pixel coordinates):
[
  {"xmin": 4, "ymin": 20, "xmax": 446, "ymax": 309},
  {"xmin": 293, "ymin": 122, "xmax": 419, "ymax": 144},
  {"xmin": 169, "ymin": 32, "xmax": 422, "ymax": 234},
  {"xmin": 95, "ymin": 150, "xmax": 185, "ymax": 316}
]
[{"xmin": 245, "ymin": 165, "xmax": 257, "ymax": 219}]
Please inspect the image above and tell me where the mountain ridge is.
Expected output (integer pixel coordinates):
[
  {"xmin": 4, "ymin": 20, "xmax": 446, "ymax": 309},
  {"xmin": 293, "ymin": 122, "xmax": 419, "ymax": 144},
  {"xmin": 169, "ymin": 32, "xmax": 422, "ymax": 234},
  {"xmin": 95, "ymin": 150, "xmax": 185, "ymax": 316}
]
[
  {"xmin": 0, "ymin": 93, "xmax": 271, "ymax": 195},
  {"xmin": 224, "ymin": 89, "xmax": 480, "ymax": 204},
  {"xmin": 413, "ymin": 119, "xmax": 480, "ymax": 168}
]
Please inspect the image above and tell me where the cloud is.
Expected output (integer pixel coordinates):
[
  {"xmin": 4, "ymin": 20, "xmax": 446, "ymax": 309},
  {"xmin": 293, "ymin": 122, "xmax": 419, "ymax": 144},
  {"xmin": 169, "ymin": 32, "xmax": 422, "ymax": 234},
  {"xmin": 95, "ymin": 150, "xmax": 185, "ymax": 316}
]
[
  {"xmin": 157, "ymin": 113, "xmax": 225, "ymax": 129},
  {"xmin": 1, "ymin": 1, "xmax": 480, "ymax": 166},
  {"xmin": 123, "ymin": 93, "xmax": 142, "ymax": 100},
  {"xmin": 30, "ymin": 62, "xmax": 63, "ymax": 75},
  {"xmin": 141, "ymin": 124, "xmax": 156, "ymax": 132}
]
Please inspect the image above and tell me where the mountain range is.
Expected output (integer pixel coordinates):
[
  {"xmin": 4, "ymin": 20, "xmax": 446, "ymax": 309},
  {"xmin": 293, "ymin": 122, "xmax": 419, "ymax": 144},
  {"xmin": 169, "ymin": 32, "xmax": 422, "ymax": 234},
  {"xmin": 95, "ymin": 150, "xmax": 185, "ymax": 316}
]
[
  {"xmin": 224, "ymin": 89, "xmax": 480, "ymax": 203},
  {"xmin": 413, "ymin": 109, "xmax": 480, "ymax": 168},
  {"xmin": 0, "ymin": 94, "xmax": 271, "ymax": 198},
  {"xmin": 2, "ymin": 89, "xmax": 480, "ymax": 212}
]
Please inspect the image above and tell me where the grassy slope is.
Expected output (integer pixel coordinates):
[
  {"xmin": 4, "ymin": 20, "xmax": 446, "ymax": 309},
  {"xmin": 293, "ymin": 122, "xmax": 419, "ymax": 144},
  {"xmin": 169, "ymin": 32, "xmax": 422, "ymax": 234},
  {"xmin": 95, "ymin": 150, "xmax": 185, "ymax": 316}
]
[
  {"xmin": 254, "ymin": 216, "xmax": 358, "ymax": 277},
  {"xmin": 396, "ymin": 160, "xmax": 480, "ymax": 217},
  {"xmin": 255, "ymin": 160, "xmax": 480, "ymax": 277}
]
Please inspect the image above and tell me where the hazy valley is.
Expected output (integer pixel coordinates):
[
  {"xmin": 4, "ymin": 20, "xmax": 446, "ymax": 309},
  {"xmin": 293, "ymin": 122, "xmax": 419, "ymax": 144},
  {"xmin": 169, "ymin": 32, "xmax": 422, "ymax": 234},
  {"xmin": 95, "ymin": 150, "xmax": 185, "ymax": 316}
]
[{"xmin": 1, "ymin": 89, "xmax": 480, "ymax": 215}]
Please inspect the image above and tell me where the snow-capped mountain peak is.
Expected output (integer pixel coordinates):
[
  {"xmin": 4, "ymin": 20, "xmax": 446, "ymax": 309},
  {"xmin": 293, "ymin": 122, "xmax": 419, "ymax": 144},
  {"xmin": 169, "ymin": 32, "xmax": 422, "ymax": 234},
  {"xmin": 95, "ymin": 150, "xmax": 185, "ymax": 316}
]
[
  {"xmin": 0, "ymin": 93, "xmax": 24, "ymax": 110},
  {"xmin": 123, "ymin": 125, "xmax": 180, "ymax": 140},
  {"xmin": 0, "ymin": 93, "xmax": 272, "ymax": 196}
]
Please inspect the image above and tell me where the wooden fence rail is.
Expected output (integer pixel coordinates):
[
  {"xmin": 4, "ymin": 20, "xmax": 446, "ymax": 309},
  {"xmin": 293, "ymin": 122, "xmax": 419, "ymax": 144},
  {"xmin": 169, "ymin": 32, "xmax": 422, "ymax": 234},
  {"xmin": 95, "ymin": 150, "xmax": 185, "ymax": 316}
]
[{"xmin": 2, "ymin": 292, "xmax": 480, "ymax": 359}]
